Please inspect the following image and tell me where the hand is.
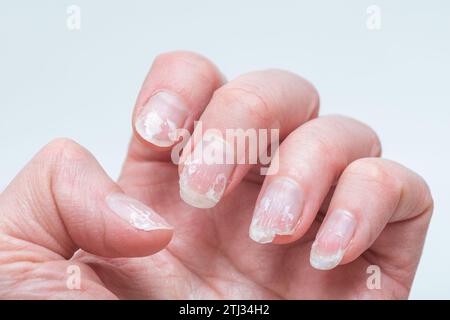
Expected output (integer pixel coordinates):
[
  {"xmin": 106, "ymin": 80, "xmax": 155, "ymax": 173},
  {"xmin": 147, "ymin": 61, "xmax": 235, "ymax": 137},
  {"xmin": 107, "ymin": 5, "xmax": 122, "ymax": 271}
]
[{"xmin": 0, "ymin": 52, "xmax": 433, "ymax": 299}]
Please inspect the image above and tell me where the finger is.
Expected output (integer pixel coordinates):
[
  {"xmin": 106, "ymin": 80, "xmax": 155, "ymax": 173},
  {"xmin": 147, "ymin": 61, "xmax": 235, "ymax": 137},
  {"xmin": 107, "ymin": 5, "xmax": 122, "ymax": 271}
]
[
  {"xmin": 130, "ymin": 51, "xmax": 224, "ymax": 161},
  {"xmin": 309, "ymin": 158, "xmax": 433, "ymax": 271},
  {"xmin": 178, "ymin": 69, "xmax": 320, "ymax": 208},
  {"xmin": 248, "ymin": 115, "xmax": 381, "ymax": 244},
  {"xmin": 0, "ymin": 138, "xmax": 173, "ymax": 259}
]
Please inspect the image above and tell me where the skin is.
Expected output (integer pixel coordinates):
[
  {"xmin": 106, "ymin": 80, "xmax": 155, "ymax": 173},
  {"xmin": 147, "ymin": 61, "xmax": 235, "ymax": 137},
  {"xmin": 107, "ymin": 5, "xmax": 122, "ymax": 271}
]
[{"xmin": 0, "ymin": 51, "xmax": 433, "ymax": 299}]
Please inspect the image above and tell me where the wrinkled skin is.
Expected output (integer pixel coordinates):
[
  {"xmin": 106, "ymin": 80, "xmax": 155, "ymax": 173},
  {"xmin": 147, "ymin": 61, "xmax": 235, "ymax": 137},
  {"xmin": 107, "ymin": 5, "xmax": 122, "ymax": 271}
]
[{"xmin": 0, "ymin": 52, "xmax": 433, "ymax": 300}]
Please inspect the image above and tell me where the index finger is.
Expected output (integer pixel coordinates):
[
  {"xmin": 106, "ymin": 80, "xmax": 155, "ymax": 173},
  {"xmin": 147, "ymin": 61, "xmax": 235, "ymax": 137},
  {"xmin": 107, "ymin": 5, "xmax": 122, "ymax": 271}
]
[{"xmin": 129, "ymin": 51, "xmax": 225, "ymax": 162}]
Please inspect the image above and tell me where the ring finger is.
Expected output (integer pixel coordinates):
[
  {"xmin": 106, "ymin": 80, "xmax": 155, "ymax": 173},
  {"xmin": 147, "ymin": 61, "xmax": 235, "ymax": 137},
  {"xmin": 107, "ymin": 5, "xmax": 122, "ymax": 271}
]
[{"xmin": 249, "ymin": 115, "xmax": 381, "ymax": 244}]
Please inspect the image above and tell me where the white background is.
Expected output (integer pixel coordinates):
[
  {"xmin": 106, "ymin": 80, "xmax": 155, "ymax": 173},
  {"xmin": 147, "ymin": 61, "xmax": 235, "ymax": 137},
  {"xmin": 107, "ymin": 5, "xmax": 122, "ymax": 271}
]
[{"xmin": 0, "ymin": 1, "xmax": 449, "ymax": 299}]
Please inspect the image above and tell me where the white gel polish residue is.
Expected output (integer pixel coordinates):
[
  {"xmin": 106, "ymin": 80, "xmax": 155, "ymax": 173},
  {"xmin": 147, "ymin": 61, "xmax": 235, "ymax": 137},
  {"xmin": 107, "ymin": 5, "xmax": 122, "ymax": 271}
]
[
  {"xmin": 141, "ymin": 111, "xmax": 177, "ymax": 146},
  {"xmin": 106, "ymin": 193, "xmax": 172, "ymax": 231},
  {"xmin": 310, "ymin": 241, "xmax": 345, "ymax": 271},
  {"xmin": 179, "ymin": 134, "xmax": 234, "ymax": 209},
  {"xmin": 135, "ymin": 91, "xmax": 188, "ymax": 147},
  {"xmin": 249, "ymin": 177, "xmax": 304, "ymax": 244},
  {"xmin": 309, "ymin": 209, "xmax": 356, "ymax": 270}
]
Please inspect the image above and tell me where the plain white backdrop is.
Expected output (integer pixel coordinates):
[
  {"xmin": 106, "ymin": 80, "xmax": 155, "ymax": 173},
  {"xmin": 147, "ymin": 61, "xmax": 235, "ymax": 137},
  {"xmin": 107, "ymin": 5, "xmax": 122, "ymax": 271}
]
[{"xmin": 1, "ymin": 1, "xmax": 449, "ymax": 299}]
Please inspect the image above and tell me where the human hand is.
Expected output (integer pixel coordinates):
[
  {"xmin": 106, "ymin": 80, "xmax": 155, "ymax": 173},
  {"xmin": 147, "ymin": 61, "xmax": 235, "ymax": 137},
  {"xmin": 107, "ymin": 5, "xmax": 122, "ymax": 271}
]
[{"xmin": 0, "ymin": 52, "xmax": 433, "ymax": 299}]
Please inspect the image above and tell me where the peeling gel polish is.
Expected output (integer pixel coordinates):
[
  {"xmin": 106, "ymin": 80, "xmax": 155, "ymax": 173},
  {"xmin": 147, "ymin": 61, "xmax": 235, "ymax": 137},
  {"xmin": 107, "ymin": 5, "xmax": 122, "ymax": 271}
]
[{"xmin": 249, "ymin": 177, "xmax": 304, "ymax": 243}]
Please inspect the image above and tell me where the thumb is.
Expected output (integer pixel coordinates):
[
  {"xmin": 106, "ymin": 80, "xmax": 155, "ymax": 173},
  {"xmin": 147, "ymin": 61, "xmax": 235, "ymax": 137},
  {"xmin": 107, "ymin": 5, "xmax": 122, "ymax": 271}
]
[{"xmin": 0, "ymin": 138, "xmax": 173, "ymax": 259}]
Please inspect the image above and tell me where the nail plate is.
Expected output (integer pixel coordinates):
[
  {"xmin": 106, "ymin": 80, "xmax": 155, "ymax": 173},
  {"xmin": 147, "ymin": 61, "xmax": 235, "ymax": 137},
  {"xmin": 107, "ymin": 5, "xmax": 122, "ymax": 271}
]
[
  {"xmin": 249, "ymin": 177, "xmax": 304, "ymax": 244},
  {"xmin": 179, "ymin": 133, "xmax": 234, "ymax": 209},
  {"xmin": 106, "ymin": 193, "xmax": 172, "ymax": 231},
  {"xmin": 310, "ymin": 209, "xmax": 356, "ymax": 270},
  {"xmin": 135, "ymin": 91, "xmax": 188, "ymax": 147}
]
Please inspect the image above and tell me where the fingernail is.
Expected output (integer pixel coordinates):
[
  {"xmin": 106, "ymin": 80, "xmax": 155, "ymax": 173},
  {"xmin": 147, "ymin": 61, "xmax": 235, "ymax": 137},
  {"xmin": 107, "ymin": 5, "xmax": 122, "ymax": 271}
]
[
  {"xmin": 249, "ymin": 177, "xmax": 304, "ymax": 244},
  {"xmin": 310, "ymin": 209, "xmax": 356, "ymax": 270},
  {"xmin": 106, "ymin": 193, "xmax": 172, "ymax": 231},
  {"xmin": 179, "ymin": 133, "xmax": 234, "ymax": 209},
  {"xmin": 135, "ymin": 91, "xmax": 188, "ymax": 147}
]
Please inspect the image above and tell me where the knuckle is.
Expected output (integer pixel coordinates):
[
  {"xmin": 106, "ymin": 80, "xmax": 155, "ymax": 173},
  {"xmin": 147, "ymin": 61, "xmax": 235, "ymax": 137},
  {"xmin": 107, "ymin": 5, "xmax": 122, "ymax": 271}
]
[
  {"xmin": 369, "ymin": 131, "xmax": 382, "ymax": 157},
  {"xmin": 153, "ymin": 51, "xmax": 220, "ymax": 83},
  {"xmin": 302, "ymin": 79, "xmax": 320, "ymax": 118},
  {"xmin": 40, "ymin": 138, "xmax": 90, "ymax": 165},
  {"xmin": 38, "ymin": 139, "xmax": 94, "ymax": 198},
  {"xmin": 346, "ymin": 158, "xmax": 402, "ymax": 194},
  {"xmin": 214, "ymin": 85, "xmax": 274, "ymax": 125},
  {"xmin": 153, "ymin": 51, "xmax": 187, "ymax": 66},
  {"xmin": 424, "ymin": 189, "xmax": 434, "ymax": 216},
  {"xmin": 425, "ymin": 183, "xmax": 434, "ymax": 210},
  {"xmin": 426, "ymin": 195, "xmax": 434, "ymax": 217},
  {"xmin": 312, "ymin": 85, "xmax": 320, "ymax": 110},
  {"xmin": 309, "ymin": 133, "xmax": 340, "ymax": 167},
  {"xmin": 318, "ymin": 115, "xmax": 382, "ymax": 157},
  {"xmin": 19, "ymin": 138, "xmax": 92, "ymax": 210},
  {"xmin": 297, "ymin": 120, "xmax": 345, "ymax": 168},
  {"xmin": 416, "ymin": 174, "xmax": 434, "ymax": 216},
  {"xmin": 257, "ymin": 69, "xmax": 320, "ymax": 118}
]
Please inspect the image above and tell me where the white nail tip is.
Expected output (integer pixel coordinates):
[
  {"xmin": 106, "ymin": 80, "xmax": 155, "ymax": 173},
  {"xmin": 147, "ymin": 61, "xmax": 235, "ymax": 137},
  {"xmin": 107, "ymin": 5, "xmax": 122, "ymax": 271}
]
[
  {"xmin": 106, "ymin": 193, "xmax": 172, "ymax": 231},
  {"xmin": 309, "ymin": 210, "xmax": 356, "ymax": 270},
  {"xmin": 248, "ymin": 225, "xmax": 276, "ymax": 244},
  {"xmin": 248, "ymin": 178, "xmax": 302, "ymax": 244},
  {"xmin": 248, "ymin": 222, "xmax": 296, "ymax": 244},
  {"xmin": 179, "ymin": 184, "xmax": 218, "ymax": 209},
  {"xmin": 178, "ymin": 135, "xmax": 231, "ymax": 209},
  {"xmin": 179, "ymin": 173, "xmax": 226, "ymax": 209},
  {"xmin": 309, "ymin": 241, "xmax": 344, "ymax": 271}
]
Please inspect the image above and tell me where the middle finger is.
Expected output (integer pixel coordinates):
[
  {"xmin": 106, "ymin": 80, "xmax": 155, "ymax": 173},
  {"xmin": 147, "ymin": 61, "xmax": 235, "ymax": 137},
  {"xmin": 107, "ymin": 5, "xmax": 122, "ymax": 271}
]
[{"xmin": 178, "ymin": 69, "xmax": 320, "ymax": 208}]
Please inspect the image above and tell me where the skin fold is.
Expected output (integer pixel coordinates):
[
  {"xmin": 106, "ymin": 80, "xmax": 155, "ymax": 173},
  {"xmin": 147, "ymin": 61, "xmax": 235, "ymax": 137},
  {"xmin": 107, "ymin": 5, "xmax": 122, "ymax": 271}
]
[{"xmin": 0, "ymin": 51, "xmax": 433, "ymax": 299}]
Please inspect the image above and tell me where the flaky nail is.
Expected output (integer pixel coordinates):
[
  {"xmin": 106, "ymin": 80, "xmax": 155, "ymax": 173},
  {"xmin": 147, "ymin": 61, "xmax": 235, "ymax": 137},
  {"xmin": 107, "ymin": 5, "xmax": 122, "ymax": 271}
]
[
  {"xmin": 106, "ymin": 193, "xmax": 172, "ymax": 231},
  {"xmin": 310, "ymin": 209, "xmax": 356, "ymax": 270},
  {"xmin": 249, "ymin": 177, "xmax": 304, "ymax": 244},
  {"xmin": 135, "ymin": 91, "xmax": 188, "ymax": 147},
  {"xmin": 179, "ymin": 133, "xmax": 234, "ymax": 209}
]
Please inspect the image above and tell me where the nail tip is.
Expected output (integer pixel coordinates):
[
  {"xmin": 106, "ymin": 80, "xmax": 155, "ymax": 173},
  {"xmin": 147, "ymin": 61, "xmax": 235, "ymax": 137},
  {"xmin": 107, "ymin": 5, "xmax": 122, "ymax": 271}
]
[
  {"xmin": 179, "ymin": 185, "xmax": 218, "ymax": 209},
  {"xmin": 131, "ymin": 222, "xmax": 173, "ymax": 232},
  {"xmin": 309, "ymin": 246, "xmax": 342, "ymax": 271},
  {"xmin": 249, "ymin": 226, "xmax": 275, "ymax": 244},
  {"xmin": 309, "ymin": 257, "xmax": 338, "ymax": 271},
  {"xmin": 147, "ymin": 138, "xmax": 175, "ymax": 148},
  {"xmin": 106, "ymin": 192, "xmax": 173, "ymax": 232},
  {"xmin": 249, "ymin": 177, "xmax": 303, "ymax": 245},
  {"xmin": 135, "ymin": 126, "xmax": 175, "ymax": 147}
]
